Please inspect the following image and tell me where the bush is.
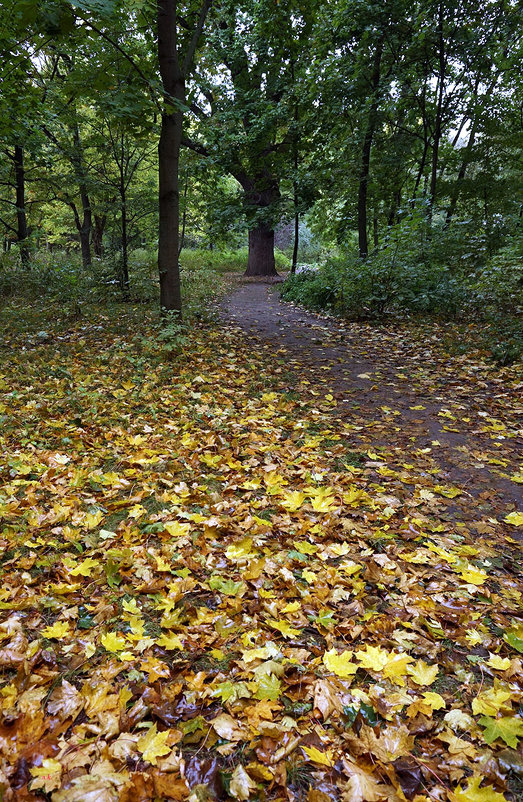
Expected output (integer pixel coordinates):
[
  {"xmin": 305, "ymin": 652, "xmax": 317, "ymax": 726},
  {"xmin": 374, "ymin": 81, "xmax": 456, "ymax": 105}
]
[
  {"xmin": 180, "ymin": 247, "xmax": 290, "ymax": 274},
  {"xmin": 280, "ymin": 220, "xmax": 522, "ymax": 362}
]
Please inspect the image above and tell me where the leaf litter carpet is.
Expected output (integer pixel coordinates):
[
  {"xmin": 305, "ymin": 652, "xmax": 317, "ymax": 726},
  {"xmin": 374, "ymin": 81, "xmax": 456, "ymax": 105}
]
[{"xmin": 0, "ymin": 294, "xmax": 522, "ymax": 801}]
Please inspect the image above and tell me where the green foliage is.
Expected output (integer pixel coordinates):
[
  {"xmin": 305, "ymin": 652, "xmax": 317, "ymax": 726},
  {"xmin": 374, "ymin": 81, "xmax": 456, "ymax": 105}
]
[
  {"xmin": 181, "ymin": 247, "xmax": 290, "ymax": 275},
  {"xmin": 0, "ymin": 246, "xmax": 234, "ymax": 321},
  {"xmin": 281, "ymin": 218, "xmax": 523, "ymax": 363}
]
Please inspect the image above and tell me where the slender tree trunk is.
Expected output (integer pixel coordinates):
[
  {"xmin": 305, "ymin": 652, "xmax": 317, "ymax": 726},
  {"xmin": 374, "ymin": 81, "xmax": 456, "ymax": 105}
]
[
  {"xmin": 358, "ymin": 40, "xmax": 383, "ymax": 259},
  {"xmin": 158, "ymin": 0, "xmax": 184, "ymax": 313},
  {"xmin": 14, "ymin": 145, "xmax": 29, "ymax": 269},
  {"xmin": 291, "ymin": 58, "xmax": 299, "ymax": 275},
  {"xmin": 120, "ymin": 182, "xmax": 130, "ymax": 299},
  {"xmin": 78, "ymin": 215, "xmax": 91, "ymax": 269},
  {"xmin": 373, "ymin": 214, "xmax": 379, "ymax": 248},
  {"xmin": 428, "ymin": 1, "xmax": 446, "ymax": 220},
  {"xmin": 72, "ymin": 121, "xmax": 92, "ymax": 268},
  {"xmin": 246, "ymin": 224, "xmax": 277, "ymax": 276},
  {"xmin": 291, "ymin": 212, "xmax": 299, "ymax": 274},
  {"xmin": 178, "ymin": 168, "xmax": 189, "ymax": 258},
  {"xmin": 93, "ymin": 214, "xmax": 106, "ymax": 257}
]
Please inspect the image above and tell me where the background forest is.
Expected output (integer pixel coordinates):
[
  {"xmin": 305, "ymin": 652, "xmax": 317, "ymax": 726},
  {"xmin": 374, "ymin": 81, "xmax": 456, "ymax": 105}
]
[{"xmin": 0, "ymin": 0, "xmax": 522, "ymax": 361}]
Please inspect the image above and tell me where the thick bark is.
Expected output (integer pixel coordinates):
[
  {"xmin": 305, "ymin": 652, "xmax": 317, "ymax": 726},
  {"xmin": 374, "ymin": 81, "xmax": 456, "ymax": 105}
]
[
  {"xmin": 358, "ymin": 40, "xmax": 383, "ymax": 259},
  {"xmin": 238, "ymin": 175, "xmax": 280, "ymax": 276},
  {"xmin": 14, "ymin": 145, "xmax": 29, "ymax": 269},
  {"xmin": 157, "ymin": 0, "xmax": 211, "ymax": 312},
  {"xmin": 246, "ymin": 225, "xmax": 277, "ymax": 276},
  {"xmin": 158, "ymin": 0, "xmax": 184, "ymax": 313}
]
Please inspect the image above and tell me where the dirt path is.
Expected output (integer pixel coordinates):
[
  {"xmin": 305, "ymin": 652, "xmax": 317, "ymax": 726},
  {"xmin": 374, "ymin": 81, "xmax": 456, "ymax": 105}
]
[{"xmin": 220, "ymin": 282, "xmax": 522, "ymax": 524}]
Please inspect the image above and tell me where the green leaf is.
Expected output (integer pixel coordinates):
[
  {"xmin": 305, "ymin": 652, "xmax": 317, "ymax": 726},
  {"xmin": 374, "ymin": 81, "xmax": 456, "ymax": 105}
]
[
  {"xmin": 255, "ymin": 673, "xmax": 281, "ymax": 701},
  {"xmin": 479, "ymin": 715, "xmax": 523, "ymax": 748}
]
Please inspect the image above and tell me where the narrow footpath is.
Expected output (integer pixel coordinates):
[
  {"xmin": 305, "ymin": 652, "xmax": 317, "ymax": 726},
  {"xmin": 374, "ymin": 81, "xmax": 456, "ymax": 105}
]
[{"xmin": 220, "ymin": 282, "xmax": 522, "ymax": 525}]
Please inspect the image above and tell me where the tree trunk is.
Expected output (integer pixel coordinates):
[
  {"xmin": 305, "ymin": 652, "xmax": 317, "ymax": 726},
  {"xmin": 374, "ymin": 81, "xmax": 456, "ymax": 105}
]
[
  {"xmin": 291, "ymin": 212, "xmax": 299, "ymax": 274},
  {"xmin": 79, "ymin": 218, "xmax": 91, "ymax": 269},
  {"xmin": 93, "ymin": 214, "xmax": 106, "ymax": 257},
  {"xmin": 246, "ymin": 225, "xmax": 277, "ymax": 277},
  {"xmin": 238, "ymin": 175, "xmax": 280, "ymax": 277},
  {"xmin": 357, "ymin": 40, "xmax": 383, "ymax": 259},
  {"xmin": 120, "ymin": 185, "xmax": 130, "ymax": 299},
  {"xmin": 72, "ymin": 121, "xmax": 92, "ymax": 268},
  {"xmin": 14, "ymin": 145, "xmax": 29, "ymax": 269},
  {"xmin": 428, "ymin": 1, "xmax": 446, "ymax": 219},
  {"xmin": 158, "ymin": 0, "xmax": 183, "ymax": 313},
  {"xmin": 178, "ymin": 168, "xmax": 189, "ymax": 257}
]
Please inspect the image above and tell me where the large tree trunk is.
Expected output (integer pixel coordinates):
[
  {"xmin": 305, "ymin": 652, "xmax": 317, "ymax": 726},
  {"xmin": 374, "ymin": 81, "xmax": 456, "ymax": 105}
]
[
  {"xmin": 158, "ymin": 0, "xmax": 183, "ymax": 313},
  {"xmin": 357, "ymin": 40, "xmax": 383, "ymax": 259},
  {"xmin": 14, "ymin": 145, "xmax": 29, "ymax": 269},
  {"xmin": 238, "ymin": 175, "xmax": 280, "ymax": 277},
  {"xmin": 246, "ymin": 225, "xmax": 277, "ymax": 277}
]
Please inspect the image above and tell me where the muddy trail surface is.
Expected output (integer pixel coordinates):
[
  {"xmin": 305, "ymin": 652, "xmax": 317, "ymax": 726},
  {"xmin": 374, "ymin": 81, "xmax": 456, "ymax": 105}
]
[{"xmin": 220, "ymin": 282, "xmax": 522, "ymax": 528}]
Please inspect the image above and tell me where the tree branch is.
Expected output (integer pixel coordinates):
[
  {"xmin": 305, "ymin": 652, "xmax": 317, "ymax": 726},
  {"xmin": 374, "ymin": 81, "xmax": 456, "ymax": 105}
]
[
  {"xmin": 183, "ymin": 0, "xmax": 213, "ymax": 76},
  {"xmin": 181, "ymin": 136, "xmax": 209, "ymax": 156}
]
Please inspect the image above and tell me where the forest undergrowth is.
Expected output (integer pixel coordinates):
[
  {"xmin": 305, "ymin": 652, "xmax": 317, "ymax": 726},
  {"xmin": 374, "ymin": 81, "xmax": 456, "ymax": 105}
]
[{"xmin": 0, "ymin": 301, "xmax": 522, "ymax": 802}]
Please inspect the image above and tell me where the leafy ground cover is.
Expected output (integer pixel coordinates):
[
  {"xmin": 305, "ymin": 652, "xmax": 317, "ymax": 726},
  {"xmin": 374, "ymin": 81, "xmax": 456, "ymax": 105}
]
[{"xmin": 0, "ymin": 298, "xmax": 522, "ymax": 801}]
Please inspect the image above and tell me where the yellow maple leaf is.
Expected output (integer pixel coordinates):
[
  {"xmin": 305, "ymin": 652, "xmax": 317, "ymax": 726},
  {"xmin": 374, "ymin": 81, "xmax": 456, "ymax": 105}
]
[
  {"xmin": 510, "ymin": 472, "xmax": 523, "ymax": 484},
  {"xmin": 302, "ymin": 569, "xmax": 316, "ymax": 583},
  {"xmin": 82, "ymin": 510, "xmax": 104, "ymax": 530},
  {"xmin": 267, "ymin": 619, "xmax": 301, "ymax": 639},
  {"xmin": 164, "ymin": 520, "xmax": 191, "ymax": 537},
  {"xmin": 30, "ymin": 758, "xmax": 62, "ymax": 778},
  {"xmin": 355, "ymin": 645, "xmax": 390, "ymax": 671},
  {"xmin": 459, "ymin": 564, "xmax": 487, "ymax": 585},
  {"xmin": 281, "ymin": 601, "xmax": 301, "ymax": 614},
  {"xmin": 154, "ymin": 554, "xmax": 172, "ymax": 572},
  {"xmin": 280, "ymin": 491, "xmax": 307, "ymax": 511},
  {"xmin": 293, "ymin": 540, "xmax": 318, "ymax": 554},
  {"xmin": 383, "ymin": 653, "xmax": 414, "ymax": 685},
  {"xmin": 434, "ymin": 485, "xmax": 462, "ymax": 498},
  {"xmin": 343, "ymin": 487, "xmax": 368, "ymax": 506},
  {"xmin": 137, "ymin": 723, "xmax": 171, "ymax": 765},
  {"xmin": 465, "ymin": 629, "xmax": 484, "ymax": 646},
  {"xmin": 84, "ymin": 642, "xmax": 96, "ymax": 658},
  {"xmin": 41, "ymin": 621, "xmax": 71, "ymax": 640},
  {"xmin": 450, "ymin": 775, "xmax": 507, "ymax": 802},
  {"xmin": 156, "ymin": 632, "xmax": 183, "ymax": 650},
  {"xmin": 504, "ymin": 511, "xmax": 523, "ymax": 527},
  {"xmin": 30, "ymin": 758, "xmax": 62, "ymax": 792},
  {"xmin": 486, "ymin": 654, "xmax": 511, "ymax": 671},
  {"xmin": 401, "ymin": 550, "xmax": 430, "ymax": 564},
  {"xmin": 310, "ymin": 495, "xmax": 337, "ymax": 513},
  {"xmin": 323, "ymin": 649, "xmax": 358, "ymax": 678},
  {"xmin": 472, "ymin": 686, "xmax": 512, "ymax": 716},
  {"xmin": 226, "ymin": 538, "xmax": 254, "ymax": 561},
  {"xmin": 406, "ymin": 660, "xmax": 439, "ymax": 686},
  {"xmin": 69, "ymin": 557, "xmax": 98, "ymax": 577},
  {"xmin": 422, "ymin": 691, "xmax": 446, "ymax": 710},
  {"xmin": 302, "ymin": 745, "xmax": 334, "ymax": 767},
  {"xmin": 101, "ymin": 632, "xmax": 127, "ymax": 653}
]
